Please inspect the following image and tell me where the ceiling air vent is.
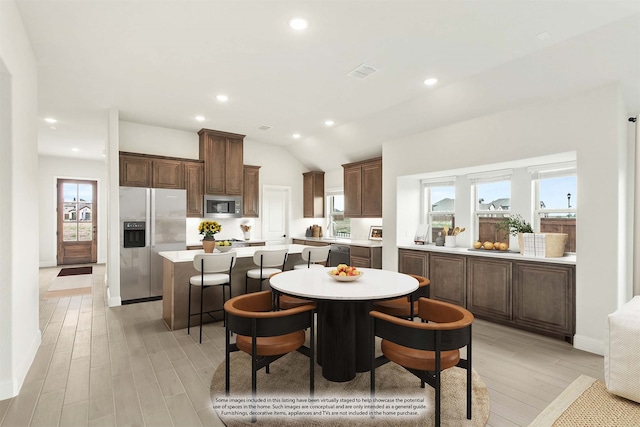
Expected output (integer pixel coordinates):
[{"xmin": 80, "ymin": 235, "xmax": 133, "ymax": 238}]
[
  {"xmin": 257, "ymin": 125, "xmax": 271, "ymax": 131},
  {"xmin": 347, "ymin": 64, "xmax": 378, "ymax": 80}
]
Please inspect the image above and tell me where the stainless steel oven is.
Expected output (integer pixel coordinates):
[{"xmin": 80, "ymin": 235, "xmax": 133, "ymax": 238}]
[{"xmin": 204, "ymin": 195, "xmax": 242, "ymax": 218}]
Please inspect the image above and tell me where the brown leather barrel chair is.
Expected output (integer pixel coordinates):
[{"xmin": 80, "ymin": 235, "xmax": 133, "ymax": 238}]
[
  {"xmin": 370, "ymin": 297, "xmax": 474, "ymax": 427},
  {"xmin": 224, "ymin": 291, "xmax": 315, "ymax": 420},
  {"xmin": 371, "ymin": 274, "xmax": 430, "ymax": 319}
]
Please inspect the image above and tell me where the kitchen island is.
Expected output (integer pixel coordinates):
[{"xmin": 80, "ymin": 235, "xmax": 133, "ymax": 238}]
[{"xmin": 159, "ymin": 244, "xmax": 305, "ymax": 331}]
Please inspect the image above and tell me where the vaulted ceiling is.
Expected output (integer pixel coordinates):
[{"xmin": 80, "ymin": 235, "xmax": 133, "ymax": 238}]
[{"xmin": 16, "ymin": 0, "xmax": 640, "ymax": 172}]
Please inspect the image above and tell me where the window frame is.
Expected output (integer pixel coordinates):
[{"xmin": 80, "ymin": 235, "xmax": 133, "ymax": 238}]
[
  {"xmin": 421, "ymin": 177, "xmax": 456, "ymax": 243},
  {"xmin": 530, "ymin": 163, "xmax": 577, "ymax": 252},
  {"xmin": 469, "ymin": 170, "xmax": 512, "ymax": 243}
]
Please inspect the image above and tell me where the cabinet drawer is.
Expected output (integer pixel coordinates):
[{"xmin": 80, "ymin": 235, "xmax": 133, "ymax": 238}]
[{"xmin": 350, "ymin": 246, "xmax": 370, "ymax": 258}]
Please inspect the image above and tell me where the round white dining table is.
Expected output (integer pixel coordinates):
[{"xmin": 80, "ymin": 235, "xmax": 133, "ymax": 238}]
[{"xmin": 270, "ymin": 267, "xmax": 418, "ymax": 382}]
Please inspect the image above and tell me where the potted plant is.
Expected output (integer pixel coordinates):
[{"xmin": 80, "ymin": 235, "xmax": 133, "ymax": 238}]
[
  {"xmin": 198, "ymin": 220, "xmax": 221, "ymax": 253},
  {"xmin": 497, "ymin": 214, "xmax": 534, "ymax": 236},
  {"xmin": 497, "ymin": 215, "xmax": 533, "ymax": 254}
]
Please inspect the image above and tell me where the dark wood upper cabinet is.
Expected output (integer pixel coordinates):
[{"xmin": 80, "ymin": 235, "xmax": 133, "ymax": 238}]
[
  {"xmin": 243, "ymin": 165, "xmax": 260, "ymax": 218},
  {"xmin": 303, "ymin": 171, "xmax": 325, "ymax": 218},
  {"xmin": 184, "ymin": 160, "xmax": 204, "ymax": 217},
  {"xmin": 152, "ymin": 158, "xmax": 183, "ymax": 189},
  {"xmin": 198, "ymin": 128, "xmax": 244, "ymax": 196},
  {"xmin": 120, "ymin": 152, "xmax": 183, "ymax": 189},
  {"xmin": 343, "ymin": 157, "xmax": 382, "ymax": 218},
  {"xmin": 119, "ymin": 154, "xmax": 152, "ymax": 187}
]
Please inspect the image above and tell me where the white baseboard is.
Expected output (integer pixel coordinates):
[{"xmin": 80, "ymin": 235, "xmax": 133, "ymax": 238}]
[
  {"xmin": 0, "ymin": 328, "xmax": 41, "ymax": 400},
  {"xmin": 573, "ymin": 334, "xmax": 605, "ymax": 356},
  {"xmin": 107, "ymin": 286, "xmax": 121, "ymax": 307}
]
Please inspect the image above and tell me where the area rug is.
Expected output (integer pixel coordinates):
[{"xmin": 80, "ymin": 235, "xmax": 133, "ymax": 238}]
[
  {"xmin": 57, "ymin": 266, "xmax": 93, "ymax": 276},
  {"xmin": 44, "ymin": 273, "xmax": 93, "ymax": 299},
  {"xmin": 529, "ymin": 375, "xmax": 640, "ymax": 426},
  {"xmin": 211, "ymin": 351, "xmax": 490, "ymax": 426}
]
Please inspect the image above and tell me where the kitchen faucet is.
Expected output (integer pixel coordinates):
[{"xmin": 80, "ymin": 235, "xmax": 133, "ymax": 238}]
[{"xmin": 327, "ymin": 220, "xmax": 337, "ymax": 240}]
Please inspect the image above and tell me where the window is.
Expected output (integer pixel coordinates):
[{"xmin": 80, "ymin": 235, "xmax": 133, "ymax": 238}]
[
  {"xmin": 470, "ymin": 170, "xmax": 512, "ymax": 244},
  {"xmin": 327, "ymin": 191, "xmax": 350, "ymax": 238},
  {"xmin": 531, "ymin": 163, "xmax": 577, "ymax": 252},
  {"xmin": 422, "ymin": 178, "xmax": 455, "ymax": 242}
]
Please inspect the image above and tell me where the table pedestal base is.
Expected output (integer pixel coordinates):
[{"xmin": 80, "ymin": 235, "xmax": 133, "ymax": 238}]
[{"xmin": 317, "ymin": 301, "xmax": 372, "ymax": 382}]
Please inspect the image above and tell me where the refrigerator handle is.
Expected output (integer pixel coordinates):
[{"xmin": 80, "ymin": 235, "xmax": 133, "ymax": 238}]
[{"xmin": 149, "ymin": 188, "xmax": 155, "ymax": 247}]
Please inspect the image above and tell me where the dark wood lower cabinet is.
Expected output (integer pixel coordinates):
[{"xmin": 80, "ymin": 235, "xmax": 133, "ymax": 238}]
[
  {"xmin": 429, "ymin": 253, "xmax": 466, "ymax": 307},
  {"xmin": 467, "ymin": 257, "xmax": 512, "ymax": 321},
  {"xmin": 514, "ymin": 262, "xmax": 574, "ymax": 341},
  {"xmin": 398, "ymin": 248, "xmax": 575, "ymax": 343}
]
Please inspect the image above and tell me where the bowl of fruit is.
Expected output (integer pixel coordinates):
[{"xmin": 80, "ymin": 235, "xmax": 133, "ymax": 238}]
[
  {"xmin": 215, "ymin": 240, "xmax": 233, "ymax": 252},
  {"xmin": 328, "ymin": 264, "xmax": 364, "ymax": 282}
]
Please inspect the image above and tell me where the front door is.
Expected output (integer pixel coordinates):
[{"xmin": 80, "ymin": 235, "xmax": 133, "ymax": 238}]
[
  {"xmin": 57, "ymin": 179, "xmax": 97, "ymax": 265},
  {"xmin": 262, "ymin": 185, "xmax": 289, "ymax": 245}
]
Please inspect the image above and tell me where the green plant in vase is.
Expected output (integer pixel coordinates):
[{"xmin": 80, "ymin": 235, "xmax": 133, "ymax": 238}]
[{"xmin": 497, "ymin": 214, "xmax": 533, "ymax": 236}]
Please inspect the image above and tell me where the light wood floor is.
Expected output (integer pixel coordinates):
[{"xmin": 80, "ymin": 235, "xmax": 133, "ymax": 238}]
[{"xmin": 0, "ymin": 265, "xmax": 604, "ymax": 427}]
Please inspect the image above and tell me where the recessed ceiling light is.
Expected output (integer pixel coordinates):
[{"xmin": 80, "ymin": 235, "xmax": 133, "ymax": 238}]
[
  {"xmin": 195, "ymin": 115, "xmax": 205, "ymax": 122},
  {"xmin": 71, "ymin": 148, "xmax": 79, "ymax": 152},
  {"xmin": 424, "ymin": 78, "xmax": 438, "ymax": 86},
  {"xmin": 292, "ymin": 133, "xmax": 301, "ymax": 139},
  {"xmin": 44, "ymin": 117, "xmax": 57, "ymax": 123},
  {"xmin": 289, "ymin": 17, "xmax": 308, "ymax": 31},
  {"xmin": 324, "ymin": 120, "xmax": 335, "ymax": 127},
  {"xmin": 216, "ymin": 94, "xmax": 229, "ymax": 102}
]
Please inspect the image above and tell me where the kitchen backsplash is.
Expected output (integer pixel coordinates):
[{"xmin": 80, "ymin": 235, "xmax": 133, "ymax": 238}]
[{"xmin": 186, "ymin": 217, "xmax": 256, "ymax": 244}]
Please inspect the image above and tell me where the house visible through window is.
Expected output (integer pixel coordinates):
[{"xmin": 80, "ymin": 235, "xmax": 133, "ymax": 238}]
[
  {"xmin": 327, "ymin": 192, "xmax": 350, "ymax": 238},
  {"xmin": 471, "ymin": 170, "xmax": 512, "ymax": 244},
  {"xmin": 531, "ymin": 163, "xmax": 577, "ymax": 252},
  {"xmin": 422, "ymin": 178, "xmax": 455, "ymax": 242}
]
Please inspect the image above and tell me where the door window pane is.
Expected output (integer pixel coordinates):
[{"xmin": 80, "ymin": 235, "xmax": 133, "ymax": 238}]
[
  {"xmin": 63, "ymin": 223, "xmax": 78, "ymax": 241},
  {"xmin": 62, "ymin": 183, "xmax": 94, "ymax": 242}
]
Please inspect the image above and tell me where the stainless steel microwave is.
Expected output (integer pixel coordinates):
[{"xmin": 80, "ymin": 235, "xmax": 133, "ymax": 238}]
[{"xmin": 204, "ymin": 195, "xmax": 242, "ymax": 218}]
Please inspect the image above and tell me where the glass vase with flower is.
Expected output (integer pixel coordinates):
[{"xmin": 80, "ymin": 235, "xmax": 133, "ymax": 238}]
[{"xmin": 199, "ymin": 220, "xmax": 222, "ymax": 253}]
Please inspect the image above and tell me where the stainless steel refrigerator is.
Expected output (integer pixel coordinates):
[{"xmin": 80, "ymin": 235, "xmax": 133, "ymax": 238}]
[{"xmin": 120, "ymin": 187, "xmax": 186, "ymax": 302}]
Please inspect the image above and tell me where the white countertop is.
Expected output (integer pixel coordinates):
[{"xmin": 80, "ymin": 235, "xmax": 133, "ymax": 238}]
[
  {"xmin": 186, "ymin": 239, "xmax": 266, "ymax": 247},
  {"xmin": 160, "ymin": 244, "xmax": 307, "ymax": 263},
  {"xmin": 398, "ymin": 243, "xmax": 576, "ymax": 265},
  {"xmin": 293, "ymin": 236, "xmax": 383, "ymax": 248},
  {"xmin": 270, "ymin": 267, "xmax": 418, "ymax": 301}
]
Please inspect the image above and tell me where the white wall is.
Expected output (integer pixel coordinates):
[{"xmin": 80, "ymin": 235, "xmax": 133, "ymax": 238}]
[
  {"xmin": 0, "ymin": 0, "xmax": 40, "ymax": 399},
  {"xmin": 119, "ymin": 121, "xmax": 198, "ymax": 159},
  {"xmin": 383, "ymin": 84, "xmax": 632, "ymax": 355},
  {"xmin": 38, "ymin": 156, "xmax": 108, "ymax": 267}
]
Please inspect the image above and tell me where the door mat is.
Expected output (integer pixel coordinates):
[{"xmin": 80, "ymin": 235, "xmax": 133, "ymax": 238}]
[{"xmin": 57, "ymin": 266, "xmax": 93, "ymax": 277}]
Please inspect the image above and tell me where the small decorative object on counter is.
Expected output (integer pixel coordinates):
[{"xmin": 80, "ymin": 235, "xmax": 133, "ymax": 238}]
[
  {"xmin": 435, "ymin": 232, "xmax": 445, "ymax": 246},
  {"xmin": 445, "ymin": 235, "xmax": 456, "ymax": 247},
  {"xmin": 414, "ymin": 224, "xmax": 429, "ymax": 245},
  {"xmin": 199, "ymin": 220, "xmax": 221, "ymax": 253},
  {"xmin": 305, "ymin": 226, "xmax": 312, "ymax": 237},
  {"xmin": 312, "ymin": 224, "xmax": 320, "ymax": 238},
  {"xmin": 240, "ymin": 224, "xmax": 251, "ymax": 240}
]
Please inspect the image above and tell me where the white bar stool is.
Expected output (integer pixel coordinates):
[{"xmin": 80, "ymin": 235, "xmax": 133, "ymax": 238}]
[
  {"xmin": 293, "ymin": 246, "xmax": 331, "ymax": 269},
  {"xmin": 245, "ymin": 248, "xmax": 288, "ymax": 294},
  {"xmin": 188, "ymin": 251, "xmax": 236, "ymax": 343}
]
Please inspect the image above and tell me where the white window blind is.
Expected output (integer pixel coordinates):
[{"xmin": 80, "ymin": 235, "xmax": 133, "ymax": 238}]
[
  {"xmin": 468, "ymin": 169, "xmax": 513, "ymax": 184},
  {"xmin": 528, "ymin": 162, "xmax": 577, "ymax": 180}
]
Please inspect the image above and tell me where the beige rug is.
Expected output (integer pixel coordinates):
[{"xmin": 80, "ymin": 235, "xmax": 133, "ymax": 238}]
[
  {"xmin": 211, "ymin": 351, "xmax": 490, "ymax": 426},
  {"xmin": 529, "ymin": 375, "xmax": 640, "ymax": 426},
  {"xmin": 43, "ymin": 274, "xmax": 92, "ymax": 299}
]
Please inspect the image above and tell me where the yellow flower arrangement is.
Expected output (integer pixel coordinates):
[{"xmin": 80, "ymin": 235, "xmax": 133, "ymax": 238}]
[{"xmin": 198, "ymin": 220, "xmax": 222, "ymax": 240}]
